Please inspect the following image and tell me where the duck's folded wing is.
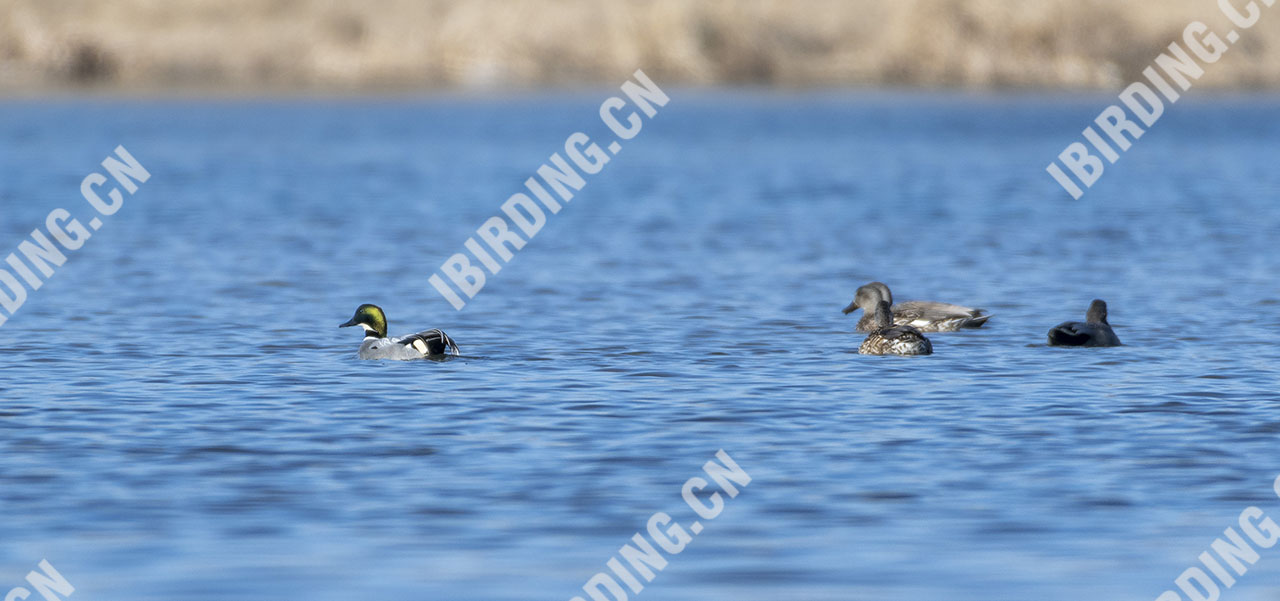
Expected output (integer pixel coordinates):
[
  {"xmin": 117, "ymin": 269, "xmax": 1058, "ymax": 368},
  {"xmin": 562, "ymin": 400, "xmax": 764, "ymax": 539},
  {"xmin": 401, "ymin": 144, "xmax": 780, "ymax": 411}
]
[
  {"xmin": 882, "ymin": 325, "xmax": 923, "ymax": 340},
  {"xmin": 889, "ymin": 304, "xmax": 928, "ymax": 325},
  {"xmin": 395, "ymin": 329, "xmax": 460, "ymax": 356},
  {"xmin": 1047, "ymin": 321, "xmax": 1092, "ymax": 346}
]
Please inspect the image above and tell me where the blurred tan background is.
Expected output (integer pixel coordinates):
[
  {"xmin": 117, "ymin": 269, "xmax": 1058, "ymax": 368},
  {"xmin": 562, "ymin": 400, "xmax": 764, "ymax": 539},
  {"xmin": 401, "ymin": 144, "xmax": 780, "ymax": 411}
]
[{"xmin": 2, "ymin": 0, "xmax": 1278, "ymax": 94}]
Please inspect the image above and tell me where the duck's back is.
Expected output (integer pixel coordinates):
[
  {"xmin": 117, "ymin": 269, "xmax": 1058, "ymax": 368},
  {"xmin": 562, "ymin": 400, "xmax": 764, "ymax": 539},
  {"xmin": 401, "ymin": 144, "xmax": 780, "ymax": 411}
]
[
  {"xmin": 892, "ymin": 301, "xmax": 990, "ymax": 332},
  {"xmin": 358, "ymin": 337, "xmax": 421, "ymax": 360},
  {"xmin": 895, "ymin": 300, "xmax": 980, "ymax": 315},
  {"xmin": 1047, "ymin": 321, "xmax": 1121, "ymax": 347},
  {"xmin": 859, "ymin": 325, "xmax": 933, "ymax": 356},
  {"xmin": 357, "ymin": 329, "xmax": 460, "ymax": 360}
]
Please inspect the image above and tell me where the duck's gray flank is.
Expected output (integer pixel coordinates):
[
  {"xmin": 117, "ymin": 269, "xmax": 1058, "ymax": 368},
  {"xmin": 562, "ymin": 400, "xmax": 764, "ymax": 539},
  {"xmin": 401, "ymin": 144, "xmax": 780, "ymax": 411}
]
[
  {"xmin": 844, "ymin": 281, "xmax": 990, "ymax": 333},
  {"xmin": 340, "ymin": 304, "xmax": 460, "ymax": 360},
  {"xmin": 1047, "ymin": 299, "xmax": 1121, "ymax": 347}
]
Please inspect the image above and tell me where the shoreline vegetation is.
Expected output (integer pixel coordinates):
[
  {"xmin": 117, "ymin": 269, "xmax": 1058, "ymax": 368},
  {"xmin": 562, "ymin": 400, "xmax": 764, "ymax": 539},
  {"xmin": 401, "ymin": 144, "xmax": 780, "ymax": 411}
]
[{"xmin": 3, "ymin": 0, "xmax": 1280, "ymax": 95}]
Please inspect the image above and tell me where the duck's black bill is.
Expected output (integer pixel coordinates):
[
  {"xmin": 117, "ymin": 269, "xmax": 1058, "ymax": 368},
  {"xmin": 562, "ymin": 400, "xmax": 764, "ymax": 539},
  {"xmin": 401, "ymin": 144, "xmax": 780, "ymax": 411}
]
[
  {"xmin": 841, "ymin": 302, "xmax": 858, "ymax": 315},
  {"xmin": 339, "ymin": 318, "xmax": 359, "ymax": 328}
]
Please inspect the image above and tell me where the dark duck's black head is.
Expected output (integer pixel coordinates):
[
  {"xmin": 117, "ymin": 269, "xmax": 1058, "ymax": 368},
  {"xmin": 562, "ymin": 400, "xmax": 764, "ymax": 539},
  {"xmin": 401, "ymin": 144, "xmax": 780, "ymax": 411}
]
[{"xmin": 1086, "ymin": 299, "xmax": 1109, "ymax": 324}]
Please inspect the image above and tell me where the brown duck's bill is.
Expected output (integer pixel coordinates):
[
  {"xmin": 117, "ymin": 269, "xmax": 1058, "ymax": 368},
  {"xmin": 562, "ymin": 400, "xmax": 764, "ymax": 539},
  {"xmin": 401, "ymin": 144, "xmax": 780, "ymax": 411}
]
[{"xmin": 841, "ymin": 301, "xmax": 859, "ymax": 315}]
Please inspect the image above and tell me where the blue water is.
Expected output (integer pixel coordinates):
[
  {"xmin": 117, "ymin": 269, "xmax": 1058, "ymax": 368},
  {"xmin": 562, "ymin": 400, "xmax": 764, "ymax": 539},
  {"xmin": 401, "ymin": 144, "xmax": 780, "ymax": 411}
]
[{"xmin": 2, "ymin": 92, "xmax": 1279, "ymax": 601}]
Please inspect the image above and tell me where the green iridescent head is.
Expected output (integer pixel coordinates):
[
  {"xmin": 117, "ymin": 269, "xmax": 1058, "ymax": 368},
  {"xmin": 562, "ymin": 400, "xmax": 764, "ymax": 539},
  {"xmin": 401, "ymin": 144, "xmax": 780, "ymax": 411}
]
[{"xmin": 339, "ymin": 304, "xmax": 388, "ymax": 338}]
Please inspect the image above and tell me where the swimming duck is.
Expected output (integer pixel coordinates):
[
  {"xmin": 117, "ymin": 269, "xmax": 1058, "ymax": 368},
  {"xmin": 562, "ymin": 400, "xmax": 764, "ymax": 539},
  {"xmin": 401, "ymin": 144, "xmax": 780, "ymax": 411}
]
[
  {"xmin": 843, "ymin": 281, "xmax": 990, "ymax": 332},
  {"xmin": 340, "ymin": 304, "xmax": 460, "ymax": 360},
  {"xmin": 859, "ymin": 300, "xmax": 933, "ymax": 356},
  {"xmin": 1047, "ymin": 299, "xmax": 1121, "ymax": 347}
]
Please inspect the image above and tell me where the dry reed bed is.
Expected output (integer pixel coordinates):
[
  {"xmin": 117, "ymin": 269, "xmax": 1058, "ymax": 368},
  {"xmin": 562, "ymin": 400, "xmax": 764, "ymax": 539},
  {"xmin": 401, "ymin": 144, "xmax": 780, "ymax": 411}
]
[{"xmin": 2, "ymin": 0, "xmax": 1278, "ymax": 92}]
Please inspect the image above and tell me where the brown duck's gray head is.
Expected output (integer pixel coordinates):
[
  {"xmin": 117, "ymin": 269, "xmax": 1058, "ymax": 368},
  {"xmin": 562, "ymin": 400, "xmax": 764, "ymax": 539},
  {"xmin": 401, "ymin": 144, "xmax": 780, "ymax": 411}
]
[
  {"xmin": 868, "ymin": 281, "xmax": 892, "ymax": 305},
  {"xmin": 871, "ymin": 300, "xmax": 894, "ymax": 330},
  {"xmin": 843, "ymin": 283, "xmax": 886, "ymax": 315},
  {"xmin": 1086, "ymin": 299, "xmax": 1109, "ymax": 324}
]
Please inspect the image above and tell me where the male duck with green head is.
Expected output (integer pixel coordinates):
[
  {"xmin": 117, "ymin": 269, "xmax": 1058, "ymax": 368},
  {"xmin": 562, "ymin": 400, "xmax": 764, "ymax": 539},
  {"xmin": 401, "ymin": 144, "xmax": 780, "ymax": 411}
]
[{"xmin": 340, "ymin": 304, "xmax": 460, "ymax": 360}]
